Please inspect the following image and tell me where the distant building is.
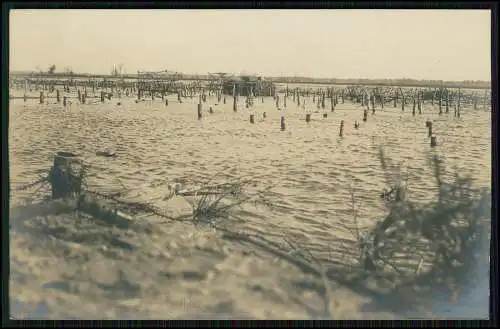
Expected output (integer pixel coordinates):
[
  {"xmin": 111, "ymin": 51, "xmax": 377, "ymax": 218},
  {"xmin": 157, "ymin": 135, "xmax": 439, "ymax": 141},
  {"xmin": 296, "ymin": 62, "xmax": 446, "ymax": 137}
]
[{"xmin": 222, "ymin": 75, "xmax": 276, "ymax": 97}]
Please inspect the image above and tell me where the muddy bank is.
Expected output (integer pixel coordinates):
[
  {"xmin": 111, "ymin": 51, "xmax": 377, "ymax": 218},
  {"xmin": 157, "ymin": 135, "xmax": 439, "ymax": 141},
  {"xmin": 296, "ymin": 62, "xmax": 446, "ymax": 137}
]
[{"xmin": 10, "ymin": 199, "xmax": 399, "ymax": 320}]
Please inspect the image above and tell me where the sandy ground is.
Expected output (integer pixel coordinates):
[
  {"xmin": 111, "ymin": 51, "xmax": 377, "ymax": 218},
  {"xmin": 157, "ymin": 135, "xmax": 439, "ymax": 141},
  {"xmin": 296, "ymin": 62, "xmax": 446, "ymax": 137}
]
[{"xmin": 8, "ymin": 87, "xmax": 491, "ymax": 319}]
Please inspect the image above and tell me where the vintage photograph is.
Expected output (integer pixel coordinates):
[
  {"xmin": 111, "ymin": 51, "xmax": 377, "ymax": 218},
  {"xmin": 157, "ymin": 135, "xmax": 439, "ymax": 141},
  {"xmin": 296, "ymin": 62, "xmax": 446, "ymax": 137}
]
[{"xmin": 8, "ymin": 9, "xmax": 491, "ymax": 319}]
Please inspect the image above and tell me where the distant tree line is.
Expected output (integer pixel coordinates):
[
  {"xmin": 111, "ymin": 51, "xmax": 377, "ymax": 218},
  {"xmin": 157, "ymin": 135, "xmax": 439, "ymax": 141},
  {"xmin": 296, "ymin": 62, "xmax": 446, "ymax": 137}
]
[
  {"xmin": 266, "ymin": 76, "xmax": 491, "ymax": 89},
  {"xmin": 10, "ymin": 68, "xmax": 491, "ymax": 89}
]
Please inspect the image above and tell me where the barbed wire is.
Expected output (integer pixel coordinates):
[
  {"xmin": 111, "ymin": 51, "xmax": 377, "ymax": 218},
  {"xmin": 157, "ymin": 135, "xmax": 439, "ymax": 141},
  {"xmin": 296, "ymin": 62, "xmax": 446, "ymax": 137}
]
[{"xmin": 12, "ymin": 176, "xmax": 50, "ymax": 192}]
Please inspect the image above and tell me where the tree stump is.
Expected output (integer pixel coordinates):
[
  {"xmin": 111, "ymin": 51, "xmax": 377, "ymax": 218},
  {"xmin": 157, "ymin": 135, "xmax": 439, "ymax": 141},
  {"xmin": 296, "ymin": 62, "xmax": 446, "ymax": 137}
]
[{"xmin": 49, "ymin": 152, "xmax": 80, "ymax": 200}]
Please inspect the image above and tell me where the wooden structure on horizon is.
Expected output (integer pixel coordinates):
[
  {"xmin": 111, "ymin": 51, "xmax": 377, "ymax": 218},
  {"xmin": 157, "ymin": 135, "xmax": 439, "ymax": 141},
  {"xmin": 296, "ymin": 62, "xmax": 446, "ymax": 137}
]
[
  {"xmin": 222, "ymin": 75, "xmax": 275, "ymax": 97},
  {"xmin": 136, "ymin": 70, "xmax": 183, "ymax": 95}
]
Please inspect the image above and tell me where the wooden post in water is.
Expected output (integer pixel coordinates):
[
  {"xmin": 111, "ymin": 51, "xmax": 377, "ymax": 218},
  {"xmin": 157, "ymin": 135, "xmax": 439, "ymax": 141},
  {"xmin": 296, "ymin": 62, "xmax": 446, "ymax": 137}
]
[
  {"xmin": 438, "ymin": 89, "xmax": 443, "ymax": 115},
  {"xmin": 280, "ymin": 108, "xmax": 285, "ymax": 131},
  {"xmin": 427, "ymin": 121, "xmax": 433, "ymax": 138},
  {"xmin": 430, "ymin": 136, "xmax": 437, "ymax": 147},
  {"xmin": 457, "ymin": 88, "xmax": 461, "ymax": 118},
  {"xmin": 363, "ymin": 109, "xmax": 368, "ymax": 122},
  {"xmin": 39, "ymin": 91, "xmax": 44, "ymax": 104},
  {"xmin": 276, "ymin": 95, "xmax": 279, "ymax": 109},
  {"xmin": 412, "ymin": 97, "xmax": 416, "ymax": 116},
  {"xmin": 197, "ymin": 103, "xmax": 202, "ymax": 120},
  {"xmin": 339, "ymin": 120, "xmax": 344, "ymax": 137},
  {"xmin": 233, "ymin": 96, "xmax": 237, "ymax": 112},
  {"xmin": 56, "ymin": 90, "xmax": 60, "ymax": 103},
  {"xmin": 263, "ymin": 112, "xmax": 267, "ymax": 118},
  {"xmin": 63, "ymin": 96, "xmax": 67, "ymax": 107},
  {"xmin": 250, "ymin": 114, "xmax": 255, "ymax": 124},
  {"xmin": 306, "ymin": 113, "xmax": 311, "ymax": 123},
  {"xmin": 418, "ymin": 92, "xmax": 422, "ymax": 114},
  {"xmin": 49, "ymin": 152, "xmax": 78, "ymax": 200},
  {"xmin": 445, "ymin": 89, "xmax": 449, "ymax": 113}
]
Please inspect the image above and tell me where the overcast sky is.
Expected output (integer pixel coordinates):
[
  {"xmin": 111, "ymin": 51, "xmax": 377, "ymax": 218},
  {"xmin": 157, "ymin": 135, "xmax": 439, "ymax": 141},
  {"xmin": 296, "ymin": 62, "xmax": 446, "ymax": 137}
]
[{"xmin": 9, "ymin": 9, "xmax": 491, "ymax": 81}]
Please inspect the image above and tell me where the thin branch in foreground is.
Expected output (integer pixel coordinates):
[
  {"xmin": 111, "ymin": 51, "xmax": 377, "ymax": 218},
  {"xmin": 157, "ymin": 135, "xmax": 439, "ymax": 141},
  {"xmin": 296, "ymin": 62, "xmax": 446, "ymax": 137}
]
[{"xmin": 283, "ymin": 238, "xmax": 338, "ymax": 319}]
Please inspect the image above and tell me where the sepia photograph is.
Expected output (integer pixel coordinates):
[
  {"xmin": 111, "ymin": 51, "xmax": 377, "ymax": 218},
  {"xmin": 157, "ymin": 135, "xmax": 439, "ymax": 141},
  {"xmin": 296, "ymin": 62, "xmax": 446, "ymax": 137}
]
[{"xmin": 7, "ymin": 9, "xmax": 492, "ymax": 320}]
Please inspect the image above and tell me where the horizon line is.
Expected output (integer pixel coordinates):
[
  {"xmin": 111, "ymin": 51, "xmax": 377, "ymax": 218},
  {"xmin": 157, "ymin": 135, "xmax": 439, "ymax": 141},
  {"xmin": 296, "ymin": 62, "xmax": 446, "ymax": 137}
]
[{"xmin": 9, "ymin": 69, "xmax": 492, "ymax": 84}]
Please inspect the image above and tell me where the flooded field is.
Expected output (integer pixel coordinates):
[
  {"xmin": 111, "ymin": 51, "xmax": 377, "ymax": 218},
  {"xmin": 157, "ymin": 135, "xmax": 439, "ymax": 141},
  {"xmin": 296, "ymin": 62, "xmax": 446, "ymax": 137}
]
[{"xmin": 8, "ymin": 89, "xmax": 491, "ymax": 319}]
